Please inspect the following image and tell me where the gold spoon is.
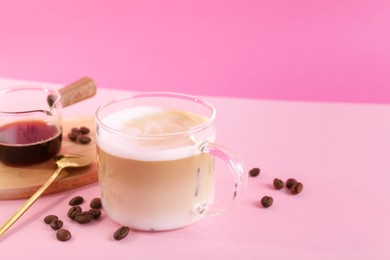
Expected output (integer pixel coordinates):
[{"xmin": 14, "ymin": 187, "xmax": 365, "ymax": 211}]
[{"xmin": 0, "ymin": 154, "xmax": 92, "ymax": 237}]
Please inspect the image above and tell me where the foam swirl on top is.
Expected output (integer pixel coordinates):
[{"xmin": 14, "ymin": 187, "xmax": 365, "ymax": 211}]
[
  {"xmin": 104, "ymin": 106, "xmax": 207, "ymax": 135},
  {"xmin": 97, "ymin": 107, "xmax": 214, "ymax": 161}
]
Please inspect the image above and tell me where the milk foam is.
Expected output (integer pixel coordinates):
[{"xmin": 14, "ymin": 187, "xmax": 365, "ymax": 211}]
[{"xmin": 97, "ymin": 106, "xmax": 215, "ymax": 161}]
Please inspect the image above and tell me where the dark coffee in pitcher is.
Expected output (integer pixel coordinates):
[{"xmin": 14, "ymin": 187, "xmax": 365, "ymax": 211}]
[{"xmin": 0, "ymin": 120, "xmax": 62, "ymax": 165}]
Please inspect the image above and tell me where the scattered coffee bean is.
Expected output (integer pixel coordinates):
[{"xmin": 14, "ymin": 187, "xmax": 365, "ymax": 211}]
[
  {"xmin": 78, "ymin": 136, "xmax": 91, "ymax": 144},
  {"xmin": 71, "ymin": 127, "xmax": 80, "ymax": 134},
  {"xmin": 286, "ymin": 178, "xmax": 298, "ymax": 189},
  {"xmin": 74, "ymin": 211, "xmax": 94, "ymax": 224},
  {"xmin": 67, "ymin": 126, "xmax": 92, "ymax": 144},
  {"xmin": 249, "ymin": 167, "xmax": 261, "ymax": 177},
  {"xmin": 47, "ymin": 95, "xmax": 56, "ymax": 107},
  {"xmin": 50, "ymin": 219, "xmax": 64, "ymax": 230},
  {"xmin": 260, "ymin": 196, "xmax": 273, "ymax": 208},
  {"xmin": 56, "ymin": 229, "xmax": 72, "ymax": 242},
  {"xmin": 43, "ymin": 214, "xmax": 58, "ymax": 224},
  {"xmin": 290, "ymin": 182, "xmax": 303, "ymax": 195},
  {"xmin": 90, "ymin": 198, "xmax": 102, "ymax": 209},
  {"xmin": 273, "ymin": 178, "xmax": 284, "ymax": 190},
  {"xmin": 89, "ymin": 208, "xmax": 102, "ymax": 219},
  {"xmin": 67, "ymin": 132, "xmax": 78, "ymax": 142},
  {"xmin": 69, "ymin": 196, "xmax": 84, "ymax": 206},
  {"xmin": 113, "ymin": 226, "xmax": 130, "ymax": 241},
  {"xmin": 79, "ymin": 126, "xmax": 90, "ymax": 135},
  {"xmin": 67, "ymin": 205, "xmax": 82, "ymax": 220}
]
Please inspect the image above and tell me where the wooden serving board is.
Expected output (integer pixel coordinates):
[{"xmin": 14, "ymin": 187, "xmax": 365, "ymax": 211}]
[{"xmin": 0, "ymin": 116, "xmax": 97, "ymax": 200}]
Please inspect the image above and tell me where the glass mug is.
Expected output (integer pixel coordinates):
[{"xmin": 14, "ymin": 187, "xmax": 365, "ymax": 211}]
[
  {"xmin": 0, "ymin": 86, "xmax": 62, "ymax": 165},
  {"xmin": 95, "ymin": 92, "xmax": 247, "ymax": 231}
]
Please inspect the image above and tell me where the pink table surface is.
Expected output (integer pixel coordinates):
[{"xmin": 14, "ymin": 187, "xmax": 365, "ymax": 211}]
[{"xmin": 0, "ymin": 78, "xmax": 389, "ymax": 259}]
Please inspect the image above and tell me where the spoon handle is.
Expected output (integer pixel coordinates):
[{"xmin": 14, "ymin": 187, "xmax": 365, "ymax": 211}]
[{"xmin": 0, "ymin": 166, "xmax": 64, "ymax": 237}]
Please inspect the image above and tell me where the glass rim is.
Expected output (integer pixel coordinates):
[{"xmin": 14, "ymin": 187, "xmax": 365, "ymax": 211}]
[
  {"xmin": 95, "ymin": 91, "xmax": 216, "ymax": 139},
  {"xmin": 0, "ymin": 85, "xmax": 61, "ymax": 114}
]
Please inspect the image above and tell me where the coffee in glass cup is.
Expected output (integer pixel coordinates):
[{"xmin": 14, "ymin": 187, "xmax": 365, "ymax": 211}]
[{"xmin": 95, "ymin": 92, "xmax": 247, "ymax": 231}]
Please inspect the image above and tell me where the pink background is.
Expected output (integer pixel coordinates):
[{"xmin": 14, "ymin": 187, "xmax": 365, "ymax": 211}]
[{"xmin": 1, "ymin": 0, "xmax": 390, "ymax": 103}]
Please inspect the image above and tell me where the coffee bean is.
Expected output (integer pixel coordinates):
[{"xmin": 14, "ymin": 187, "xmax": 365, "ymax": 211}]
[
  {"xmin": 249, "ymin": 167, "xmax": 260, "ymax": 177},
  {"xmin": 273, "ymin": 178, "xmax": 284, "ymax": 190},
  {"xmin": 260, "ymin": 196, "xmax": 273, "ymax": 208},
  {"xmin": 113, "ymin": 226, "xmax": 130, "ymax": 241},
  {"xmin": 56, "ymin": 229, "xmax": 72, "ymax": 241},
  {"xmin": 67, "ymin": 205, "xmax": 82, "ymax": 220},
  {"xmin": 69, "ymin": 196, "xmax": 84, "ymax": 206},
  {"xmin": 47, "ymin": 95, "xmax": 56, "ymax": 107},
  {"xmin": 79, "ymin": 126, "xmax": 90, "ymax": 135},
  {"xmin": 74, "ymin": 211, "xmax": 94, "ymax": 224},
  {"xmin": 290, "ymin": 182, "xmax": 303, "ymax": 195},
  {"xmin": 286, "ymin": 178, "xmax": 298, "ymax": 189},
  {"xmin": 43, "ymin": 214, "xmax": 58, "ymax": 224},
  {"xmin": 90, "ymin": 198, "xmax": 102, "ymax": 209},
  {"xmin": 67, "ymin": 126, "xmax": 92, "ymax": 144},
  {"xmin": 67, "ymin": 132, "xmax": 78, "ymax": 142},
  {"xmin": 50, "ymin": 220, "xmax": 63, "ymax": 230},
  {"xmin": 71, "ymin": 127, "xmax": 80, "ymax": 134},
  {"xmin": 79, "ymin": 136, "xmax": 91, "ymax": 144},
  {"xmin": 89, "ymin": 208, "xmax": 101, "ymax": 219}
]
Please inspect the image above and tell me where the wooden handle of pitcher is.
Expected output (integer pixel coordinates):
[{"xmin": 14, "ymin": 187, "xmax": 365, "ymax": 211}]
[{"xmin": 59, "ymin": 77, "xmax": 97, "ymax": 108}]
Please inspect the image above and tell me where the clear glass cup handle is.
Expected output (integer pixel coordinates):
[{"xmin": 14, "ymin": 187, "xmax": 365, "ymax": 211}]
[{"xmin": 195, "ymin": 141, "xmax": 247, "ymax": 216}]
